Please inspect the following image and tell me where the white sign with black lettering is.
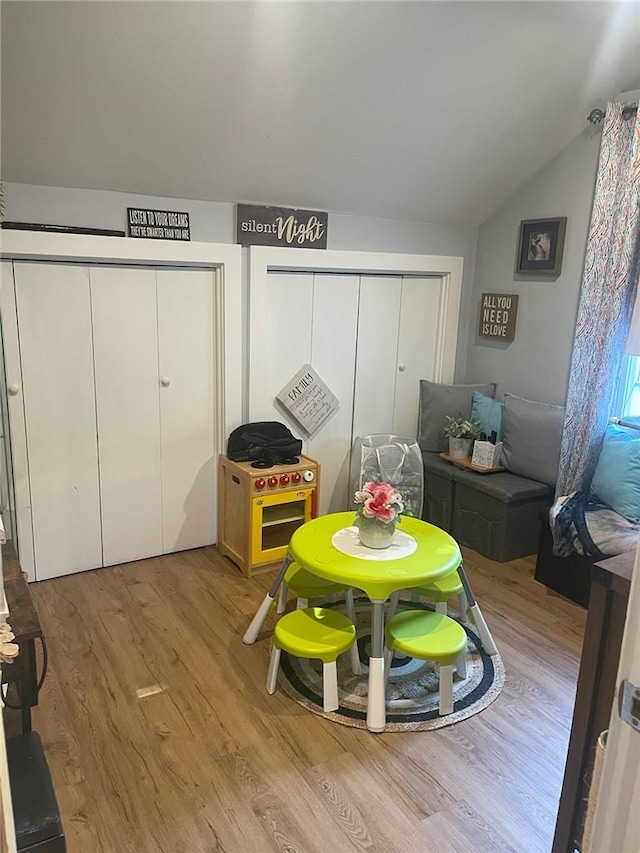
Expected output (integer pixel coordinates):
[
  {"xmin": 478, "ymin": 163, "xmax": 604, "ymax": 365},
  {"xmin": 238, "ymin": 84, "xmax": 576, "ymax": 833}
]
[{"xmin": 276, "ymin": 365, "xmax": 338, "ymax": 435}]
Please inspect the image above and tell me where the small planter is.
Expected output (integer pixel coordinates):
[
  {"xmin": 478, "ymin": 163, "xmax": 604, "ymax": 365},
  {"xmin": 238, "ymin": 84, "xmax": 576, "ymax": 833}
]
[
  {"xmin": 357, "ymin": 519, "xmax": 396, "ymax": 549},
  {"xmin": 448, "ymin": 437, "xmax": 473, "ymax": 460}
]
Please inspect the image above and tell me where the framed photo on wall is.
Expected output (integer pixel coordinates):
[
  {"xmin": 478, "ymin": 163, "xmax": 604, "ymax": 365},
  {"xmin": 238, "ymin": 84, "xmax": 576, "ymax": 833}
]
[{"xmin": 516, "ymin": 217, "xmax": 567, "ymax": 276}]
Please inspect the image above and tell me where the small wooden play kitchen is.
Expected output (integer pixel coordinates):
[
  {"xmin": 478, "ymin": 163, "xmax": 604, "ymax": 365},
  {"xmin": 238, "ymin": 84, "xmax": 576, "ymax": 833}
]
[{"xmin": 217, "ymin": 454, "xmax": 320, "ymax": 577}]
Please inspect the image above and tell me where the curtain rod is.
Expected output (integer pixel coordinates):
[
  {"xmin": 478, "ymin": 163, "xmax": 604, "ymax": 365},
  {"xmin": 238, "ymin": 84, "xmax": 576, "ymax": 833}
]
[
  {"xmin": 587, "ymin": 104, "xmax": 638, "ymax": 124},
  {"xmin": 610, "ymin": 417, "xmax": 640, "ymax": 432}
]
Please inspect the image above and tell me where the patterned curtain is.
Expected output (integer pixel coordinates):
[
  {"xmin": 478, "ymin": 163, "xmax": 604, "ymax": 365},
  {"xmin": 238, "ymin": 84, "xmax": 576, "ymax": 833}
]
[{"xmin": 555, "ymin": 102, "xmax": 640, "ymax": 501}]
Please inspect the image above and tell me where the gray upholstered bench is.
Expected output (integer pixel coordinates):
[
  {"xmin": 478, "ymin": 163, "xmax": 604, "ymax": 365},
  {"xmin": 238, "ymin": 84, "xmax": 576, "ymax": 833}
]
[
  {"xmin": 418, "ymin": 380, "xmax": 564, "ymax": 563},
  {"xmin": 422, "ymin": 451, "xmax": 456, "ymax": 532},
  {"xmin": 450, "ymin": 467, "xmax": 553, "ymax": 562}
]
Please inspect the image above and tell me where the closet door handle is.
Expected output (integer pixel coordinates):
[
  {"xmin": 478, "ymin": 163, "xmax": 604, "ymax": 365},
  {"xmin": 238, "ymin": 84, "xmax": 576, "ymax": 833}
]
[
  {"xmin": 160, "ymin": 376, "xmax": 171, "ymax": 388},
  {"xmin": 7, "ymin": 384, "xmax": 20, "ymax": 396}
]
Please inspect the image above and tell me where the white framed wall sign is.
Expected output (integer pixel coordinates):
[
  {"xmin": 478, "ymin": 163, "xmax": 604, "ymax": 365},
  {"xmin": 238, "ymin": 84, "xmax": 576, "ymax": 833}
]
[{"xmin": 276, "ymin": 364, "xmax": 339, "ymax": 436}]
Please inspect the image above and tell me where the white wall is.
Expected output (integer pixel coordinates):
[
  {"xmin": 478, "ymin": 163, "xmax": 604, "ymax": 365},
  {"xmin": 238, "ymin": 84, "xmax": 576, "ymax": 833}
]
[
  {"xmin": 1, "ymin": 182, "xmax": 478, "ymax": 383},
  {"xmin": 465, "ymin": 127, "xmax": 601, "ymax": 405}
]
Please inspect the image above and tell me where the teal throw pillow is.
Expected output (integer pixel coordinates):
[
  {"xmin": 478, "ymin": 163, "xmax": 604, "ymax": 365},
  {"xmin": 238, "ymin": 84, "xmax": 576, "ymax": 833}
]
[
  {"xmin": 590, "ymin": 425, "xmax": 640, "ymax": 523},
  {"xmin": 470, "ymin": 392, "xmax": 504, "ymax": 442}
]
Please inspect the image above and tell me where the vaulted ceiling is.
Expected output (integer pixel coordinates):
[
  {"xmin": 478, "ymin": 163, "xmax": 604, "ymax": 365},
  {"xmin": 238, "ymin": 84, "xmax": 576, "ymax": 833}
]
[{"xmin": 1, "ymin": 1, "xmax": 639, "ymax": 226}]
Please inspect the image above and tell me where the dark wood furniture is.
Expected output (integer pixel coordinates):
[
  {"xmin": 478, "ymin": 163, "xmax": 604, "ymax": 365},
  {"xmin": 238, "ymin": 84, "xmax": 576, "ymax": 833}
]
[
  {"xmin": 534, "ymin": 516, "xmax": 594, "ymax": 608},
  {"xmin": 1, "ymin": 558, "xmax": 44, "ymax": 733},
  {"xmin": 552, "ymin": 548, "xmax": 635, "ymax": 853},
  {"xmin": 7, "ymin": 732, "xmax": 66, "ymax": 852}
]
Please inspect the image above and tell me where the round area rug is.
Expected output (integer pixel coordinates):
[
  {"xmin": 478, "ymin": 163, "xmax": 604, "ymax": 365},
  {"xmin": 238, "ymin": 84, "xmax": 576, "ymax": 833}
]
[{"xmin": 278, "ymin": 599, "xmax": 504, "ymax": 732}]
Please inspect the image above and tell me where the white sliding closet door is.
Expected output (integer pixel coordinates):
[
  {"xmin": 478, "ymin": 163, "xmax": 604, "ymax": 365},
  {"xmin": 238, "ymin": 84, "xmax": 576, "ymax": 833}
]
[
  {"xmin": 250, "ymin": 272, "xmax": 313, "ymax": 421},
  {"xmin": 91, "ymin": 267, "xmax": 163, "ymax": 566},
  {"xmin": 352, "ymin": 276, "xmax": 402, "ymax": 439},
  {"xmin": 307, "ymin": 274, "xmax": 359, "ymax": 513},
  {"xmin": 157, "ymin": 269, "xmax": 216, "ymax": 551},
  {"xmin": 249, "ymin": 270, "xmax": 445, "ymax": 514},
  {"xmin": 13, "ymin": 263, "xmax": 102, "ymax": 580},
  {"xmin": 393, "ymin": 276, "xmax": 442, "ymax": 439}
]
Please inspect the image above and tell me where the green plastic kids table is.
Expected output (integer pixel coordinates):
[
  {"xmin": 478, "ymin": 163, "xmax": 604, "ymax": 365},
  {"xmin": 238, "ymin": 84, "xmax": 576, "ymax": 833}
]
[{"xmin": 243, "ymin": 512, "xmax": 497, "ymax": 732}]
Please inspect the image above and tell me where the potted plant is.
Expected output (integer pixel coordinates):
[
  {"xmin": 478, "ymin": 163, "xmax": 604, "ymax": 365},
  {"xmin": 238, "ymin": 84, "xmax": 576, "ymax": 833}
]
[{"xmin": 443, "ymin": 415, "xmax": 482, "ymax": 460}]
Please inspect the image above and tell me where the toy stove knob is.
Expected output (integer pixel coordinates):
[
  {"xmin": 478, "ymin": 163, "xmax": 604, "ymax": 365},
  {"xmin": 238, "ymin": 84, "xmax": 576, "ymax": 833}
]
[
  {"xmin": 267, "ymin": 476, "xmax": 278, "ymax": 488},
  {"xmin": 255, "ymin": 478, "xmax": 266, "ymax": 490},
  {"xmin": 303, "ymin": 470, "xmax": 314, "ymax": 483},
  {"xmin": 292, "ymin": 472, "xmax": 302, "ymax": 484},
  {"xmin": 280, "ymin": 474, "xmax": 290, "ymax": 486}
]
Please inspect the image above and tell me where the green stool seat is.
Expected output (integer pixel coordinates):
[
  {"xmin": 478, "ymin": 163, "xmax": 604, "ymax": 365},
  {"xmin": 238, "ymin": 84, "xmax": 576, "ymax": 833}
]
[
  {"xmin": 267, "ymin": 607, "xmax": 357, "ymax": 712},
  {"xmin": 274, "ymin": 607, "xmax": 356, "ymax": 660},
  {"xmin": 388, "ymin": 568, "xmax": 468, "ymax": 623},
  {"xmin": 411, "ymin": 571, "xmax": 469, "ymax": 622},
  {"xmin": 412, "ymin": 571, "xmax": 464, "ymax": 602},
  {"xmin": 384, "ymin": 610, "xmax": 468, "ymax": 716},
  {"xmin": 276, "ymin": 563, "xmax": 361, "ymax": 676},
  {"xmin": 280, "ymin": 562, "xmax": 348, "ymax": 603}
]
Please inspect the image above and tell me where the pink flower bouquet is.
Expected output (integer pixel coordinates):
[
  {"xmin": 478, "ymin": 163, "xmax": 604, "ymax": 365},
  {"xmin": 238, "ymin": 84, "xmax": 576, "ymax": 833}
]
[{"xmin": 353, "ymin": 481, "xmax": 405, "ymax": 527}]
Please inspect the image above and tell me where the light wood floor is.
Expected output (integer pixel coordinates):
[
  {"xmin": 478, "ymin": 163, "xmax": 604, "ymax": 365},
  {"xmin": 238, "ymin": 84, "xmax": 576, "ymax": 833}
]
[{"xmin": 23, "ymin": 545, "xmax": 585, "ymax": 853}]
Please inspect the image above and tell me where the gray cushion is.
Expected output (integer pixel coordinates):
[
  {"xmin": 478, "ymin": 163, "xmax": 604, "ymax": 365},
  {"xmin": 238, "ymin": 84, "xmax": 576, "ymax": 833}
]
[
  {"xmin": 417, "ymin": 380, "xmax": 497, "ymax": 452},
  {"xmin": 501, "ymin": 394, "xmax": 565, "ymax": 487},
  {"xmin": 452, "ymin": 467, "xmax": 552, "ymax": 504}
]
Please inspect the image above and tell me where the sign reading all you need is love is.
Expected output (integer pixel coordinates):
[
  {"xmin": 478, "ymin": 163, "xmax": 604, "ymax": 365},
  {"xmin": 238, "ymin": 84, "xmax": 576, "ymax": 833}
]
[
  {"xmin": 236, "ymin": 204, "xmax": 327, "ymax": 249},
  {"xmin": 479, "ymin": 293, "xmax": 519, "ymax": 341}
]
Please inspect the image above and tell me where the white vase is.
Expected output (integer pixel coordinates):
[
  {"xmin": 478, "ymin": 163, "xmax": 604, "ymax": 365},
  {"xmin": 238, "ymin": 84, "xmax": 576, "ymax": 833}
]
[
  {"xmin": 448, "ymin": 437, "xmax": 473, "ymax": 460},
  {"xmin": 357, "ymin": 519, "xmax": 396, "ymax": 549}
]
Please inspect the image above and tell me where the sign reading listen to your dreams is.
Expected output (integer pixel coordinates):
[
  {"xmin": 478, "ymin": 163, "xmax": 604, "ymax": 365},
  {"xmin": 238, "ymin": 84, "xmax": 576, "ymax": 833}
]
[
  {"xmin": 127, "ymin": 208, "xmax": 191, "ymax": 241},
  {"xmin": 276, "ymin": 365, "xmax": 338, "ymax": 435}
]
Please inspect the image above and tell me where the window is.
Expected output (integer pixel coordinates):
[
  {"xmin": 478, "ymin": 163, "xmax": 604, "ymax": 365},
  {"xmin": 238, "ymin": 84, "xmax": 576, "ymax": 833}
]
[{"xmin": 612, "ymin": 355, "xmax": 640, "ymax": 421}]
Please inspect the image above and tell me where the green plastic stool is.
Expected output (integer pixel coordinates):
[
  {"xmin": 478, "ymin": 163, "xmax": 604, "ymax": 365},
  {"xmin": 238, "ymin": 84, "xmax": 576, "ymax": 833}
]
[
  {"xmin": 410, "ymin": 570, "xmax": 468, "ymax": 619},
  {"xmin": 277, "ymin": 562, "xmax": 361, "ymax": 675},
  {"xmin": 384, "ymin": 610, "xmax": 468, "ymax": 716},
  {"xmin": 277, "ymin": 562, "xmax": 349, "ymax": 611},
  {"xmin": 387, "ymin": 570, "xmax": 468, "ymax": 622},
  {"xmin": 266, "ymin": 607, "xmax": 357, "ymax": 712}
]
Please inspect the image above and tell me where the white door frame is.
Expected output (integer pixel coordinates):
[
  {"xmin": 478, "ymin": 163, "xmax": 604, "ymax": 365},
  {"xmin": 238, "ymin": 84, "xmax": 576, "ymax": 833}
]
[
  {"xmin": 0, "ymin": 232, "xmax": 242, "ymax": 577},
  {"xmin": 247, "ymin": 246, "xmax": 463, "ymax": 412}
]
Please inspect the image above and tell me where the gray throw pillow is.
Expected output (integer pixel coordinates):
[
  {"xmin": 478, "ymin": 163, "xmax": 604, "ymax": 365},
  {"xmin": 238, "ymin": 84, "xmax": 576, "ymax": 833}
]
[
  {"xmin": 417, "ymin": 380, "xmax": 497, "ymax": 452},
  {"xmin": 501, "ymin": 394, "xmax": 565, "ymax": 486}
]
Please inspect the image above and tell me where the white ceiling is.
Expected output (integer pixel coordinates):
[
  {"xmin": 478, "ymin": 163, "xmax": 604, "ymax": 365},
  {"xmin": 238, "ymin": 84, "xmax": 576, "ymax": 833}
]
[{"xmin": 1, "ymin": 1, "xmax": 639, "ymax": 227}]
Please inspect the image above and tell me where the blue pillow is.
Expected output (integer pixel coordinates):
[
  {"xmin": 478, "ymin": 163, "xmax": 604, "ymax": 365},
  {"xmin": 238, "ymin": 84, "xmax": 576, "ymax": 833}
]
[
  {"xmin": 590, "ymin": 425, "xmax": 640, "ymax": 522},
  {"xmin": 470, "ymin": 392, "xmax": 504, "ymax": 442}
]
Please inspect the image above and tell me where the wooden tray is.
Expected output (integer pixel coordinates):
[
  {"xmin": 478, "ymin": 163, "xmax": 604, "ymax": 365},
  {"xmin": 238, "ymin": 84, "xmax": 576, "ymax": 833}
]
[{"xmin": 438, "ymin": 452, "xmax": 505, "ymax": 474}]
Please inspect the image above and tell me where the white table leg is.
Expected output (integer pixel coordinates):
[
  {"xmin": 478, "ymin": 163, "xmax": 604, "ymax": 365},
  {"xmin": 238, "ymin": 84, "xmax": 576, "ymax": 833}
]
[
  {"xmin": 242, "ymin": 555, "xmax": 292, "ymax": 645},
  {"xmin": 457, "ymin": 563, "xmax": 498, "ymax": 656},
  {"xmin": 366, "ymin": 600, "xmax": 387, "ymax": 732}
]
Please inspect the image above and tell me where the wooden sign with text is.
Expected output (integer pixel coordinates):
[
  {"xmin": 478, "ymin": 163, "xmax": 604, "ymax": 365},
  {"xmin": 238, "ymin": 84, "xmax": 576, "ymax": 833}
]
[
  {"xmin": 236, "ymin": 204, "xmax": 327, "ymax": 249},
  {"xmin": 479, "ymin": 293, "xmax": 518, "ymax": 341},
  {"xmin": 276, "ymin": 364, "xmax": 338, "ymax": 435},
  {"xmin": 127, "ymin": 208, "xmax": 190, "ymax": 241}
]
